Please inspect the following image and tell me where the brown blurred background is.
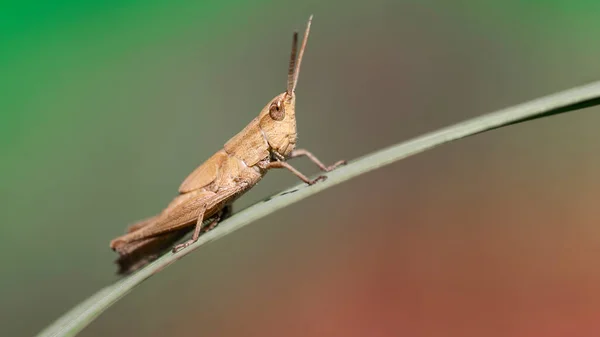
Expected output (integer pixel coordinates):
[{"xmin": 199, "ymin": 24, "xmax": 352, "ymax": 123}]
[{"xmin": 2, "ymin": 0, "xmax": 600, "ymax": 336}]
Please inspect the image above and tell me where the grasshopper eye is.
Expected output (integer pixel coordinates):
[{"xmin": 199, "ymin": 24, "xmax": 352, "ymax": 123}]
[{"xmin": 269, "ymin": 102, "xmax": 285, "ymax": 121}]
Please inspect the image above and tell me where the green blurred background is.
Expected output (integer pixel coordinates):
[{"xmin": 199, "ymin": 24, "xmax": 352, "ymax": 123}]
[{"xmin": 3, "ymin": 0, "xmax": 600, "ymax": 336}]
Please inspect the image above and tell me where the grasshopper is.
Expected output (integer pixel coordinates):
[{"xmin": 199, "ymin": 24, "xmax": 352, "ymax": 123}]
[{"xmin": 110, "ymin": 16, "xmax": 346, "ymax": 274}]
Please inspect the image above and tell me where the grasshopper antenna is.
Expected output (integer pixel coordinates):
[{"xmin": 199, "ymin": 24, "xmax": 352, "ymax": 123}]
[
  {"xmin": 286, "ymin": 32, "xmax": 298, "ymax": 95},
  {"xmin": 288, "ymin": 15, "xmax": 313, "ymax": 94}
]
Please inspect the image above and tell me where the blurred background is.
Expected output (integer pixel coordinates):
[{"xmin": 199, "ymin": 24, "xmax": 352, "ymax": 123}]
[{"xmin": 3, "ymin": 1, "xmax": 600, "ymax": 336}]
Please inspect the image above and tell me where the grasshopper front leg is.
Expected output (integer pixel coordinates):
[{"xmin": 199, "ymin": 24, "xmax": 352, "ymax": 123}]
[
  {"xmin": 265, "ymin": 161, "xmax": 327, "ymax": 185},
  {"xmin": 288, "ymin": 149, "xmax": 346, "ymax": 172},
  {"xmin": 268, "ymin": 150, "xmax": 345, "ymax": 185}
]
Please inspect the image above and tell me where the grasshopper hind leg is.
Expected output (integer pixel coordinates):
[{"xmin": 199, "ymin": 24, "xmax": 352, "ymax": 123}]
[{"xmin": 115, "ymin": 204, "xmax": 233, "ymax": 273}]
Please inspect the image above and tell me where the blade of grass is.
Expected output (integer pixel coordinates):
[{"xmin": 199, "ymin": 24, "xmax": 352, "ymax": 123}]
[{"xmin": 37, "ymin": 80, "xmax": 600, "ymax": 337}]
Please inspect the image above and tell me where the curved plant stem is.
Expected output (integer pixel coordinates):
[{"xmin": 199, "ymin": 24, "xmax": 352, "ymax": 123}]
[{"xmin": 37, "ymin": 80, "xmax": 600, "ymax": 337}]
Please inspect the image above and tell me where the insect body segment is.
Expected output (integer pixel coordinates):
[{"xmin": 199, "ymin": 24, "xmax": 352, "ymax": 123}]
[{"xmin": 109, "ymin": 15, "xmax": 346, "ymax": 274}]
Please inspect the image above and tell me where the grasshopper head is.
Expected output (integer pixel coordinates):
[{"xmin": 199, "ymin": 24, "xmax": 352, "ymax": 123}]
[
  {"xmin": 259, "ymin": 91, "xmax": 297, "ymax": 157},
  {"xmin": 259, "ymin": 15, "xmax": 312, "ymax": 158}
]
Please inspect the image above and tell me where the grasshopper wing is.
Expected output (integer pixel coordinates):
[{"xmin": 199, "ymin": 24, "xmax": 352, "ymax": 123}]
[
  {"xmin": 111, "ymin": 189, "xmax": 217, "ymax": 250},
  {"xmin": 125, "ymin": 216, "xmax": 158, "ymax": 233},
  {"xmin": 111, "ymin": 184, "xmax": 243, "ymax": 250},
  {"xmin": 179, "ymin": 150, "xmax": 228, "ymax": 193}
]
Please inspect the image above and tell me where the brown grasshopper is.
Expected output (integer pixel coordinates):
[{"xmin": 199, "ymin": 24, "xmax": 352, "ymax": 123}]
[{"xmin": 110, "ymin": 15, "xmax": 346, "ymax": 274}]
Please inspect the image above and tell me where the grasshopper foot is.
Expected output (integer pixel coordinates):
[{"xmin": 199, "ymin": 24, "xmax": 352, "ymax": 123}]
[
  {"xmin": 308, "ymin": 175, "xmax": 328, "ymax": 185},
  {"xmin": 324, "ymin": 160, "xmax": 347, "ymax": 172},
  {"xmin": 172, "ymin": 239, "xmax": 196, "ymax": 253}
]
